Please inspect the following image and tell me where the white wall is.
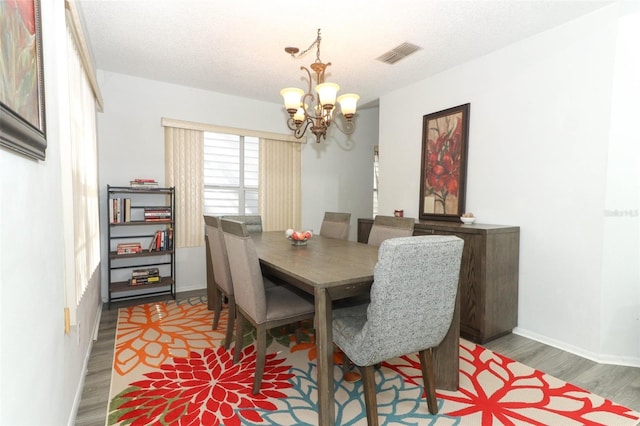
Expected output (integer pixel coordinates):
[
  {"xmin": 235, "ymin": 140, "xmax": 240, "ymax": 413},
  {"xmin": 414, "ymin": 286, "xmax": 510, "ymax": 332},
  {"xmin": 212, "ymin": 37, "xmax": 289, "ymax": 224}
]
[
  {"xmin": 0, "ymin": 2, "xmax": 101, "ymax": 424},
  {"xmin": 97, "ymin": 71, "xmax": 377, "ymax": 299},
  {"xmin": 379, "ymin": 4, "xmax": 639, "ymax": 364},
  {"xmin": 600, "ymin": 3, "xmax": 640, "ymax": 365}
]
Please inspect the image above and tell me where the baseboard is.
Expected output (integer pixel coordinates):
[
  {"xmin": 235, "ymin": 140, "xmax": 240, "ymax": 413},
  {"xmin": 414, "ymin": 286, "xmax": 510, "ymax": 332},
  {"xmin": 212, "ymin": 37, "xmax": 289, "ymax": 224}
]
[
  {"xmin": 67, "ymin": 301, "xmax": 103, "ymax": 426},
  {"xmin": 513, "ymin": 327, "xmax": 640, "ymax": 368}
]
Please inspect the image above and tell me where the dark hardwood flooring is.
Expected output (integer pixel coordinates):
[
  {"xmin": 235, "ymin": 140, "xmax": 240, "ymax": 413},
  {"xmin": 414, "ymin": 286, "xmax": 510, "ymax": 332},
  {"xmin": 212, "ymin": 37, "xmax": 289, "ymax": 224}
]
[{"xmin": 75, "ymin": 290, "xmax": 640, "ymax": 425}]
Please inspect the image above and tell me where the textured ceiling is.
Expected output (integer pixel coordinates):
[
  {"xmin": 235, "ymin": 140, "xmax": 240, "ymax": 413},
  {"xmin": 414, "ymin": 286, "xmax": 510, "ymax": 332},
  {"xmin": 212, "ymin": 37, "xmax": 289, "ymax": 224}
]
[{"xmin": 77, "ymin": 0, "xmax": 613, "ymax": 109}]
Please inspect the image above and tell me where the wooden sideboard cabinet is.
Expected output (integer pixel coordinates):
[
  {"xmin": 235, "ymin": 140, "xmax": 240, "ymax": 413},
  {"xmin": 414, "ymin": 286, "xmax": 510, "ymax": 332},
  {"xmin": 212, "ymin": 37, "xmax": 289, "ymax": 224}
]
[{"xmin": 358, "ymin": 218, "xmax": 520, "ymax": 344}]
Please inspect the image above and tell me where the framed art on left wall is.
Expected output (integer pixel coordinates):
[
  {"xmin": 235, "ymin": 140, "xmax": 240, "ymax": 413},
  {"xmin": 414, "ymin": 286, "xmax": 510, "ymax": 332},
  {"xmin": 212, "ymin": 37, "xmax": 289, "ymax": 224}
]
[
  {"xmin": 0, "ymin": 0, "xmax": 47, "ymax": 161},
  {"xmin": 419, "ymin": 103, "xmax": 470, "ymax": 221}
]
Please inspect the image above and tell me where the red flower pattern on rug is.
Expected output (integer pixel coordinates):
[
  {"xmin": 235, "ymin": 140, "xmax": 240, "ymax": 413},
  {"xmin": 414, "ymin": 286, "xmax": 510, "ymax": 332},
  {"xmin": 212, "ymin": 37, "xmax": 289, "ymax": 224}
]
[
  {"xmin": 385, "ymin": 341, "xmax": 640, "ymax": 425},
  {"xmin": 110, "ymin": 345, "xmax": 293, "ymax": 426}
]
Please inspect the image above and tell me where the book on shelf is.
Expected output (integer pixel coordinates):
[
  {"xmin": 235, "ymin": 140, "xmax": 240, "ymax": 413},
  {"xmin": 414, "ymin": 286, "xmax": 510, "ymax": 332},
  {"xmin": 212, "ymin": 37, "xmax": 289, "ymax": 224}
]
[
  {"xmin": 116, "ymin": 242, "xmax": 142, "ymax": 254},
  {"xmin": 124, "ymin": 198, "xmax": 131, "ymax": 222},
  {"xmin": 110, "ymin": 198, "xmax": 132, "ymax": 223},
  {"xmin": 129, "ymin": 275, "xmax": 161, "ymax": 286},
  {"xmin": 144, "ymin": 208, "xmax": 171, "ymax": 220},
  {"xmin": 131, "ymin": 267, "xmax": 159, "ymax": 278},
  {"xmin": 144, "ymin": 210, "xmax": 171, "ymax": 216},
  {"xmin": 148, "ymin": 227, "xmax": 173, "ymax": 252},
  {"xmin": 130, "ymin": 178, "xmax": 159, "ymax": 189}
]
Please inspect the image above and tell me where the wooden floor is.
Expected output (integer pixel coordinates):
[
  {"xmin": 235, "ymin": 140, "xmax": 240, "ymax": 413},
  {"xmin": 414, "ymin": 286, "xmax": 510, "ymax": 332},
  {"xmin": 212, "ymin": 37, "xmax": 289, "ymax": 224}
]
[{"xmin": 75, "ymin": 290, "xmax": 640, "ymax": 425}]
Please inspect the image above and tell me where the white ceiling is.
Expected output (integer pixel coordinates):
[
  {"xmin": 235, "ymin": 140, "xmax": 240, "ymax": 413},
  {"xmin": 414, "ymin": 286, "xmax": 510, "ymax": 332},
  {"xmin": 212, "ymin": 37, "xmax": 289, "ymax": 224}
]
[{"xmin": 76, "ymin": 0, "xmax": 613, "ymax": 109}]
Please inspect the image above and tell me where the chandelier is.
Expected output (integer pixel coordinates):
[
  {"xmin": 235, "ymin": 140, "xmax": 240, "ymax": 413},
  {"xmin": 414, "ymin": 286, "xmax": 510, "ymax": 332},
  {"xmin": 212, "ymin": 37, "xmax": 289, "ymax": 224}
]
[{"xmin": 280, "ymin": 29, "xmax": 359, "ymax": 143}]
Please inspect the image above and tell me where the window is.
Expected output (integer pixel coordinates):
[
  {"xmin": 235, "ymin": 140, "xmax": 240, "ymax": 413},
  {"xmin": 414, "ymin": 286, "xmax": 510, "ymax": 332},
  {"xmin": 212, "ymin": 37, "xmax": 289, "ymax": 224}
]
[
  {"xmin": 62, "ymin": 1, "xmax": 104, "ymax": 325},
  {"xmin": 203, "ymin": 132, "xmax": 259, "ymax": 216}
]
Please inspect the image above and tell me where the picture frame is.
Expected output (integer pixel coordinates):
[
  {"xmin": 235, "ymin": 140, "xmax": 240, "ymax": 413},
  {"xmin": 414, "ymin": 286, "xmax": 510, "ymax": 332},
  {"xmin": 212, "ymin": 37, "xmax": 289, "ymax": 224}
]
[
  {"xmin": 0, "ymin": 0, "xmax": 47, "ymax": 161},
  {"xmin": 419, "ymin": 103, "xmax": 470, "ymax": 221}
]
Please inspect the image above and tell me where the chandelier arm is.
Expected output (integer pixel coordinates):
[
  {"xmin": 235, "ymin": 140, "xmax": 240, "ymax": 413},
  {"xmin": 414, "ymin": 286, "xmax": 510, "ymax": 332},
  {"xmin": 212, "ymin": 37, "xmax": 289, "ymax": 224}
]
[
  {"xmin": 300, "ymin": 66, "xmax": 313, "ymax": 94},
  {"xmin": 331, "ymin": 116, "xmax": 356, "ymax": 135},
  {"xmin": 294, "ymin": 118, "xmax": 314, "ymax": 139},
  {"xmin": 285, "ymin": 117, "xmax": 299, "ymax": 132}
]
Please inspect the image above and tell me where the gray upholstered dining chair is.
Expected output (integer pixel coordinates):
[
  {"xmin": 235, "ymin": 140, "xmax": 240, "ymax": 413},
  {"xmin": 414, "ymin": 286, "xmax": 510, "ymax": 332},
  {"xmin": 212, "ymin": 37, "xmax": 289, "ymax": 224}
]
[
  {"xmin": 220, "ymin": 215, "xmax": 263, "ymax": 233},
  {"xmin": 319, "ymin": 211, "xmax": 351, "ymax": 240},
  {"xmin": 221, "ymin": 218, "xmax": 315, "ymax": 395},
  {"xmin": 204, "ymin": 215, "xmax": 236, "ymax": 349},
  {"xmin": 333, "ymin": 235, "xmax": 464, "ymax": 425},
  {"xmin": 367, "ymin": 215, "xmax": 415, "ymax": 246}
]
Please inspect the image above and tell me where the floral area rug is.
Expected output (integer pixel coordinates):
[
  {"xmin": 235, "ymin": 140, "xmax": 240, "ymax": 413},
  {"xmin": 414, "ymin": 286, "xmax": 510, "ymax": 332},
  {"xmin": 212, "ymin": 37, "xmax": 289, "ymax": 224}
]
[{"xmin": 107, "ymin": 296, "xmax": 640, "ymax": 425}]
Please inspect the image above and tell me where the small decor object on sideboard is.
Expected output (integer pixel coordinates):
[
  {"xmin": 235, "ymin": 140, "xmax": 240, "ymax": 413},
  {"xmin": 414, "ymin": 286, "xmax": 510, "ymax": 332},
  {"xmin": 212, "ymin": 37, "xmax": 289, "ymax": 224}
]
[{"xmin": 460, "ymin": 212, "xmax": 476, "ymax": 224}]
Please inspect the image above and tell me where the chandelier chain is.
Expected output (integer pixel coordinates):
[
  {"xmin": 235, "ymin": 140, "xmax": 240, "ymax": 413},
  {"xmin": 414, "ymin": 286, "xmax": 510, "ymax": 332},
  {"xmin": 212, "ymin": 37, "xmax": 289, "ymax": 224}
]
[{"xmin": 292, "ymin": 29, "xmax": 322, "ymax": 63}]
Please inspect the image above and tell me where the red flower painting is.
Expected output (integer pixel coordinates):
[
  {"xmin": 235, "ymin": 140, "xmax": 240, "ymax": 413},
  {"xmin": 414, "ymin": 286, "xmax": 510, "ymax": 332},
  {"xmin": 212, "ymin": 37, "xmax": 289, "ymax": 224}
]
[{"xmin": 420, "ymin": 104, "xmax": 470, "ymax": 220}]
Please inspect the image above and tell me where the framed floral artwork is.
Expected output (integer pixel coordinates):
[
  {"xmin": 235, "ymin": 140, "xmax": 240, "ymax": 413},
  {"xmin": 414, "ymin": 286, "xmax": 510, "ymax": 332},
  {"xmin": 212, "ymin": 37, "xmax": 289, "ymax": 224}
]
[
  {"xmin": 0, "ymin": 0, "xmax": 47, "ymax": 161},
  {"xmin": 419, "ymin": 103, "xmax": 470, "ymax": 221}
]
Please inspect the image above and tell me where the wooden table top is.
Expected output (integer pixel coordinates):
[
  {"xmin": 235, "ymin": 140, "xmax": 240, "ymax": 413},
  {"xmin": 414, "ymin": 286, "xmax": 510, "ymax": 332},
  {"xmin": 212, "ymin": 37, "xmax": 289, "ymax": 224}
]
[{"xmin": 252, "ymin": 231, "xmax": 379, "ymax": 291}]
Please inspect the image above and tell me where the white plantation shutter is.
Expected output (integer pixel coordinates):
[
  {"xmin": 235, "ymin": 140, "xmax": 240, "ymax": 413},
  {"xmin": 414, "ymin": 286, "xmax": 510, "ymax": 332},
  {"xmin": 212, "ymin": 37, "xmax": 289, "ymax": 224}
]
[{"xmin": 203, "ymin": 133, "xmax": 259, "ymax": 216}]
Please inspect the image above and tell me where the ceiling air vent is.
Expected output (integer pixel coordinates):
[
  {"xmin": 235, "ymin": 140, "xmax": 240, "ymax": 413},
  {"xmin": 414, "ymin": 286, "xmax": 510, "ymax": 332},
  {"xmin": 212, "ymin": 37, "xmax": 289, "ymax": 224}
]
[{"xmin": 376, "ymin": 42, "xmax": 422, "ymax": 64}]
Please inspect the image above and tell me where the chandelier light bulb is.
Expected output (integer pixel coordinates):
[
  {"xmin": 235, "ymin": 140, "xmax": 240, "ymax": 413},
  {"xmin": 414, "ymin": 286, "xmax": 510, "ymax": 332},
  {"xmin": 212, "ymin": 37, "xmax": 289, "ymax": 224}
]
[
  {"xmin": 280, "ymin": 88, "xmax": 304, "ymax": 113},
  {"xmin": 293, "ymin": 104, "xmax": 308, "ymax": 122},
  {"xmin": 315, "ymin": 82, "xmax": 340, "ymax": 109},
  {"xmin": 337, "ymin": 93, "xmax": 359, "ymax": 118}
]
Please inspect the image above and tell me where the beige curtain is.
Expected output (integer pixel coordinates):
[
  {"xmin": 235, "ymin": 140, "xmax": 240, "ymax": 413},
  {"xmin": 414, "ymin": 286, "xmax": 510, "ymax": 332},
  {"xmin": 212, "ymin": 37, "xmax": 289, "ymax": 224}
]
[
  {"xmin": 164, "ymin": 127, "xmax": 204, "ymax": 247},
  {"xmin": 259, "ymin": 138, "xmax": 302, "ymax": 231}
]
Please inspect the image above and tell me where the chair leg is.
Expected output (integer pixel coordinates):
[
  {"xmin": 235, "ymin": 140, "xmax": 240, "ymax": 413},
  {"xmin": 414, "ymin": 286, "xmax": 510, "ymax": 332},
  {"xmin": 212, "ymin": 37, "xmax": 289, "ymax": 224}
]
[
  {"xmin": 212, "ymin": 288, "xmax": 223, "ymax": 330},
  {"xmin": 224, "ymin": 296, "xmax": 236, "ymax": 350},
  {"xmin": 252, "ymin": 323, "xmax": 267, "ymax": 395},
  {"xmin": 342, "ymin": 352, "xmax": 351, "ymax": 376},
  {"xmin": 419, "ymin": 348, "xmax": 438, "ymax": 414},
  {"xmin": 360, "ymin": 365, "xmax": 379, "ymax": 426},
  {"xmin": 233, "ymin": 313, "xmax": 245, "ymax": 364}
]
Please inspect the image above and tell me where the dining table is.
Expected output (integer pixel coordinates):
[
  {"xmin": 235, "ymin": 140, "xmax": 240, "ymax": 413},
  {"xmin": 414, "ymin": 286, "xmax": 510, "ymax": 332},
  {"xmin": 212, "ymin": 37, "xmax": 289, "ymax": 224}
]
[{"xmin": 252, "ymin": 231, "xmax": 461, "ymax": 426}]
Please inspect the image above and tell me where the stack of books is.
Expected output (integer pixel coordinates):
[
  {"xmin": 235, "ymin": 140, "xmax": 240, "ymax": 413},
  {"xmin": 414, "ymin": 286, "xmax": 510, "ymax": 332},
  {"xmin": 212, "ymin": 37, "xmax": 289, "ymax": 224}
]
[
  {"xmin": 144, "ymin": 208, "xmax": 172, "ymax": 221},
  {"xmin": 129, "ymin": 267, "xmax": 161, "ymax": 286},
  {"xmin": 130, "ymin": 178, "xmax": 159, "ymax": 189},
  {"xmin": 116, "ymin": 242, "xmax": 142, "ymax": 254}
]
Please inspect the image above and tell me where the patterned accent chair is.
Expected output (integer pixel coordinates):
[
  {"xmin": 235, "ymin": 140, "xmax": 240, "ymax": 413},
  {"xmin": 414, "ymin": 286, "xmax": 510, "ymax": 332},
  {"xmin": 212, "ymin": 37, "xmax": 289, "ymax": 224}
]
[
  {"xmin": 367, "ymin": 215, "xmax": 415, "ymax": 247},
  {"xmin": 221, "ymin": 218, "xmax": 315, "ymax": 394},
  {"xmin": 319, "ymin": 211, "xmax": 351, "ymax": 240},
  {"xmin": 333, "ymin": 235, "xmax": 464, "ymax": 425},
  {"xmin": 204, "ymin": 215, "xmax": 236, "ymax": 349}
]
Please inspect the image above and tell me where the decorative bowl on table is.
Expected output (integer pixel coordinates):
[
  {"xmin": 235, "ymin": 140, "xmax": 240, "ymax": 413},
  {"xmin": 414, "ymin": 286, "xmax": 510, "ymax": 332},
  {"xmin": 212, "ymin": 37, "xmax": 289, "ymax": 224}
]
[
  {"xmin": 285, "ymin": 229, "xmax": 313, "ymax": 246},
  {"xmin": 460, "ymin": 214, "xmax": 476, "ymax": 224}
]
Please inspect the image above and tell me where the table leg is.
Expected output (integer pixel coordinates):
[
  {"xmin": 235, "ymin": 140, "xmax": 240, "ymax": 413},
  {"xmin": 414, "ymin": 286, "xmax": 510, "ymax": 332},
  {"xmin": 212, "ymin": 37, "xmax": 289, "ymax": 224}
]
[{"xmin": 315, "ymin": 287, "xmax": 335, "ymax": 426}]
